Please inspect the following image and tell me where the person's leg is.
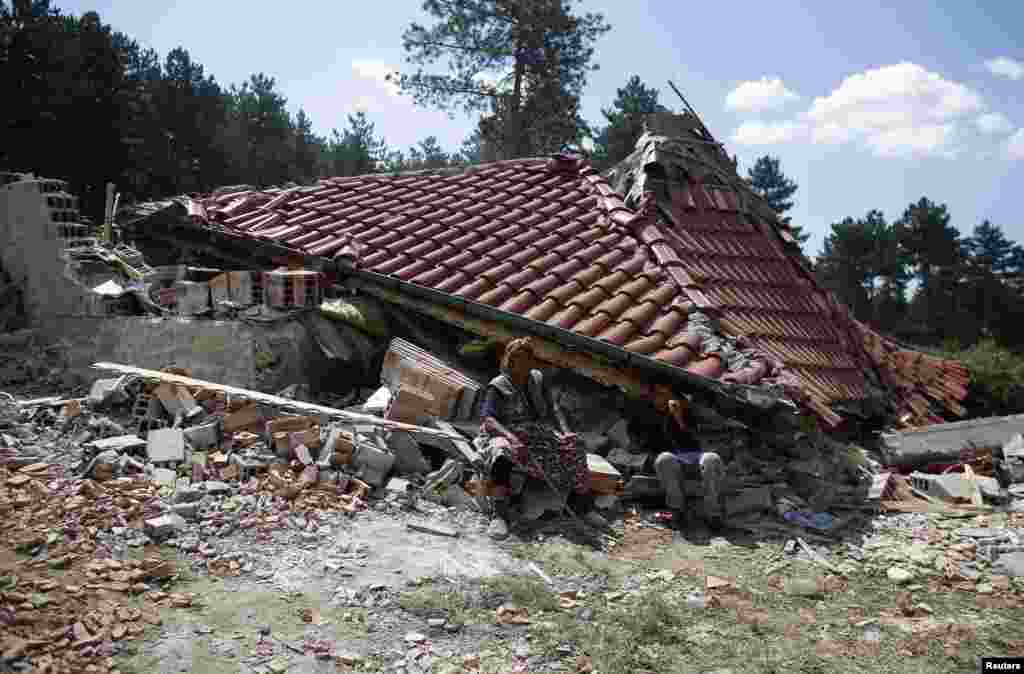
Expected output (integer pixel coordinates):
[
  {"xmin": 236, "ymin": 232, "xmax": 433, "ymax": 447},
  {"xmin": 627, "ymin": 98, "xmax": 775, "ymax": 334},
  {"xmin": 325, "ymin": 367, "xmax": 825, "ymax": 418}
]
[
  {"xmin": 698, "ymin": 452, "xmax": 725, "ymax": 526},
  {"xmin": 654, "ymin": 452, "xmax": 685, "ymax": 511},
  {"xmin": 488, "ymin": 455, "xmax": 514, "ymax": 539}
]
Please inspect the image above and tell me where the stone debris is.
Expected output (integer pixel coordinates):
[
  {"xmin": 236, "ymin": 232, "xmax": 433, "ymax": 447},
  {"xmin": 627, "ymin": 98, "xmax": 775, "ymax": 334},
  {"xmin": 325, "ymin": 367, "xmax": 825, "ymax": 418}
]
[
  {"xmin": 1, "ymin": 320, "xmax": 1023, "ymax": 674},
  {"xmin": 146, "ymin": 427, "xmax": 185, "ymax": 463}
]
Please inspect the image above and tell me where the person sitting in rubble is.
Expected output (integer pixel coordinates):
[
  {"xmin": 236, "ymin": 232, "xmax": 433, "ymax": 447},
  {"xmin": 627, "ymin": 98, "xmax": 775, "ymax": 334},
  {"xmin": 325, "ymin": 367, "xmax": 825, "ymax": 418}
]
[
  {"xmin": 478, "ymin": 337, "xmax": 606, "ymax": 539},
  {"xmin": 652, "ymin": 397, "xmax": 726, "ymax": 531}
]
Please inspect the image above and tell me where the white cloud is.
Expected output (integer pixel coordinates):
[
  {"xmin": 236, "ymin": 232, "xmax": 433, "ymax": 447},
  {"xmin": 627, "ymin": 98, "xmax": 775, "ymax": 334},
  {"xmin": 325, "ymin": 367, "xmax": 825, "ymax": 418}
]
[
  {"xmin": 802, "ymin": 62, "xmax": 984, "ymax": 157},
  {"xmin": 351, "ymin": 59, "xmax": 402, "ymax": 97},
  {"xmin": 725, "ymin": 77, "xmax": 799, "ymax": 113},
  {"xmin": 985, "ymin": 56, "xmax": 1024, "ymax": 81},
  {"xmin": 728, "ymin": 63, "xmax": 1017, "ymax": 159},
  {"xmin": 865, "ymin": 124, "xmax": 958, "ymax": 157},
  {"xmin": 976, "ymin": 111, "xmax": 1014, "ymax": 135},
  {"xmin": 730, "ymin": 120, "xmax": 806, "ymax": 145},
  {"xmin": 1007, "ymin": 129, "xmax": 1024, "ymax": 160}
]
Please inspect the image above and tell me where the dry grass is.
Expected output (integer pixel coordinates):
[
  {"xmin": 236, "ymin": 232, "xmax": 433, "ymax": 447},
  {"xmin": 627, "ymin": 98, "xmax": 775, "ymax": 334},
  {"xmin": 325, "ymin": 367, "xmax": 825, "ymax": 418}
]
[{"xmin": 421, "ymin": 532, "xmax": 1024, "ymax": 674}]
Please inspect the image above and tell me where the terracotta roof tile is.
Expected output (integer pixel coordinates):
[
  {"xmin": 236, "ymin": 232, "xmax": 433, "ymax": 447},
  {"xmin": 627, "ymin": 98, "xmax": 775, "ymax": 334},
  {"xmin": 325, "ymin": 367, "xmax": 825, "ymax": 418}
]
[
  {"xmin": 525, "ymin": 297, "xmax": 562, "ymax": 322},
  {"xmin": 409, "ymin": 266, "xmax": 450, "ymax": 287},
  {"xmin": 686, "ymin": 355, "xmax": 726, "ymax": 378},
  {"xmin": 624, "ymin": 333, "xmax": 669, "ymax": 355},
  {"xmin": 654, "ymin": 343, "xmax": 700, "ymax": 367},
  {"xmin": 596, "ymin": 320, "xmax": 638, "ymax": 346},
  {"xmin": 564, "ymin": 307, "xmax": 609, "ymax": 334},
  {"xmin": 545, "ymin": 280, "xmax": 586, "ymax": 305},
  {"xmin": 499, "ymin": 291, "xmax": 539, "ymax": 315},
  {"xmin": 434, "ymin": 271, "xmax": 471, "ymax": 295},
  {"xmin": 184, "ymin": 149, "xmax": 961, "ymax": 425}
]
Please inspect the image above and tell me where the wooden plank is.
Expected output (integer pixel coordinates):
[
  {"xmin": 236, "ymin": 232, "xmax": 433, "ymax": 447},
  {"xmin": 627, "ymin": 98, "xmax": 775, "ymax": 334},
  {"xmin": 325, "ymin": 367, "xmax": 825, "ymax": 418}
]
[{"xmin": 91, "ymin": 361, "xmax": 463, "ymax": 441}]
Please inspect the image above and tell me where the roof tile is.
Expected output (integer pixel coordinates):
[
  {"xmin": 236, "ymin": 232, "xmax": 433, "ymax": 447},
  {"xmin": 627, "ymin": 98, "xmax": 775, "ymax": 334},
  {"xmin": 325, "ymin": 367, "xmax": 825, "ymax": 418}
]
[{"xmin": 185, "ymin": 152, "xmax": 935, "ymax": 422}]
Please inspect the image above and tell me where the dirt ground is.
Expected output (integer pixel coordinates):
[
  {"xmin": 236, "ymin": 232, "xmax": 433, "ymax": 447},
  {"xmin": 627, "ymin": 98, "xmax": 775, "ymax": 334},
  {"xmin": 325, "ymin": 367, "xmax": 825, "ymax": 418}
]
[
  {"xmin": 3, "ymin": 382, "xmax": 1023, "ymax": 674},
  {"xmin": 80, "ymin": 506, "xmax": 1022, "ymax": 674}
]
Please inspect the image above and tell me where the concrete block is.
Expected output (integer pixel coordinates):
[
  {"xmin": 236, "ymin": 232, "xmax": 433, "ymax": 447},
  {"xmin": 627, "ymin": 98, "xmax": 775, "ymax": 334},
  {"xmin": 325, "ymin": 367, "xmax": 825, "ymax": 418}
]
[
  {"xmin": 174, "ymin": 280, "xmax": 210, "ymax": 315},
  {"xmin": 994, "ymin": 551, "xmax": 1024, "ymax": 577},
  {"xmin": 173, "ymin": 485, "xmax": 202, "ymax": 504},
  {"xmin": 90, "ymin": 435, "xmax": 147, "ymax": 454},
  {"xmin": 386, "ymin": 431, "xmax": 430, "ymax": 475},
  {"xmin": 353, "ymin": 443, "xmax": 395, "ymax": 487},
  {"xmin": 144, "ymin": 513, "xmax": 186, "ymax": 541},
  {"xmin": 1004, "ymin": 433, "xmax": 1024, "ymax": 459},
  {"xmin": 151, "ymin": 467, "xmax": 177, "ymax": 487},
  {"xmin": 147, "ymin": 428, "xmax": 185, "ymax": 463},
  {"xmin": 172, "ymin": 502, "xmax": 199, "ymax": 521},
  {"xmin": 203, "ymin": 481, "xmax": 231, "ymax": 496},
  {"xmin": 910, "ymin": 471, "xmax": 1001, "ymax": 503},
  {"xmin": 183, "ymin": 420, "xmax": 219, "ymax": 450},
  {"xmin": 385, "ymin": 477, "xmax": 411, "ymax": 495}
]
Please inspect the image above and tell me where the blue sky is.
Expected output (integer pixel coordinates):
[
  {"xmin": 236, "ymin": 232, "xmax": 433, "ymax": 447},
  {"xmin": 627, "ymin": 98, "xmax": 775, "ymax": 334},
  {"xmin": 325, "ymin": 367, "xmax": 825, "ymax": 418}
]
[{"xmin": 62, "ymin": 0, "xmax": 1024, "ymax": 257}]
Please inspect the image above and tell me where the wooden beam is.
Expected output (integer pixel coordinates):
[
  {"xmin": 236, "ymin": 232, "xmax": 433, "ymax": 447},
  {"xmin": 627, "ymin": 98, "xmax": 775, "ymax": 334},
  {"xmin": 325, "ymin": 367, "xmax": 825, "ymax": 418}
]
[{"xmin": 90, "ymin": 361, "xmax": 463, "ymax": 441}]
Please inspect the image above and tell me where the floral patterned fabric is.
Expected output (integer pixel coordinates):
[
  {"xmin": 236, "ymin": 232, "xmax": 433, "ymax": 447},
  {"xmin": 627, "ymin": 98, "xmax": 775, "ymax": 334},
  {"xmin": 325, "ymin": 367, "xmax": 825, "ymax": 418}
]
[{"xmin": 480, "ymin": 373, "xmax": 590, "ymax": 496}]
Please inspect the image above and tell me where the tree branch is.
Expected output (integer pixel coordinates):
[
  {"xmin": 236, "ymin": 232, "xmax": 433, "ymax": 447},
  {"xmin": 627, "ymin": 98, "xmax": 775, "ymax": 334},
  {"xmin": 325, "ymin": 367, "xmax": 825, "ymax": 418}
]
[{"xmin": 404, "ymin": 38, "xmax": 512, "ymax": 55}]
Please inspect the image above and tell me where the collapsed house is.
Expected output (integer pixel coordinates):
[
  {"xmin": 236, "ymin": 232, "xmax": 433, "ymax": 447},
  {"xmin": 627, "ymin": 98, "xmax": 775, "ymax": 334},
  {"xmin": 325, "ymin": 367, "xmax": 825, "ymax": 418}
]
[
  {"xmin": 0, "ymin": 112, "xmax": 980, "ymax": 523},
  {"xmin": 113, "ymin": 112, "xmax": 967, "ymax": 431}
]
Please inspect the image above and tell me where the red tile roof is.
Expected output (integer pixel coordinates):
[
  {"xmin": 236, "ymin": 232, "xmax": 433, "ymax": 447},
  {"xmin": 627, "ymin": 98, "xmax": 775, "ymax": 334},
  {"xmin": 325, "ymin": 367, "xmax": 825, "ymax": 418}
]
[{"xmin": 182, "ymin": 130, "xmax": 965, "ymax": 427}]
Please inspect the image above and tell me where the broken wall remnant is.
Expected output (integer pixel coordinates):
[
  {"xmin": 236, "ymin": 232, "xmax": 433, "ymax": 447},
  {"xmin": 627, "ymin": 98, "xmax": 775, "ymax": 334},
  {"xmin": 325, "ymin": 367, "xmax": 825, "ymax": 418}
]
[{"xmin": 881, "ymin": 413, "xmax": 1024, "ymax": 467}]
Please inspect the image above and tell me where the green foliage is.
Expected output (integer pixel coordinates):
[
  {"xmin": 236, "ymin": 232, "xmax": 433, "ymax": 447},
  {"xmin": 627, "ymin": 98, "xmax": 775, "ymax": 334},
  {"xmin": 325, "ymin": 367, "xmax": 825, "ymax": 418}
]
[
  {"xmin": 394, "ymin": 0, "xmax": 611, "ymax": 159},
  {"xmin": 326, "ymin": 112, "xmax": 387, "ymax": 177},
  {"xmin": 942, "ymin": 339, "xmax": 1024, "ymax": 417},
  {"xmin": 815, "ymin": 209, "xmax": 909, "ymax": 326},
  {"xmin": 959, "ymin": 220, "xmax": 1024, "ymax": 348},
  {"xmin": 746, "ymin": 155, "xmax": 806, "ymax": 246},
  {"xmin": 591, "ymin": 75, "xmax": 668, "ymax": 168}
]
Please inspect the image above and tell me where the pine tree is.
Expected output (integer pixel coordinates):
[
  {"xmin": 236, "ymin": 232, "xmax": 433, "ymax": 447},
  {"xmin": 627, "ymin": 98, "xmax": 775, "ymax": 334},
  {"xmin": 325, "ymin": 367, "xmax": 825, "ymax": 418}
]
[
  {"xmin": 392, "ymin": 0, "xmax": 610, "ymax": 159},
  {"xmin": 592, "ymin": 75, "xmax": 667, "ymax": 168},
  {"xmin": 746, "ymin": 155, "xmax": 806, "ymax": 246},
  {"xmin": 896, "ymin": 197, "xmax": 966, "ymax": 344}
]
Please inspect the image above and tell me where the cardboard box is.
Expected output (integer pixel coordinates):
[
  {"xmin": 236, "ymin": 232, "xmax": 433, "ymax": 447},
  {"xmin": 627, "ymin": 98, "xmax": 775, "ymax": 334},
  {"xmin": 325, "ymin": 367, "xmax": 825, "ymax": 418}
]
[{"xmin": 386, "ymin": 384, "xmax": 439, "ymax": 425}]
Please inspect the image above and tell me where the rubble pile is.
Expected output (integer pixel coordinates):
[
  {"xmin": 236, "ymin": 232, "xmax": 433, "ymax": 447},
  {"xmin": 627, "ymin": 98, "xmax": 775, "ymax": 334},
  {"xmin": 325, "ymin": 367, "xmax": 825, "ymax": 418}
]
[
  {"xmin": 3, "ymin": 306, "xmax": 1024, "ymax": 671},
  {"xmin": 854, "ymin": 511, "xmax": 1024, "ymax": 596}
]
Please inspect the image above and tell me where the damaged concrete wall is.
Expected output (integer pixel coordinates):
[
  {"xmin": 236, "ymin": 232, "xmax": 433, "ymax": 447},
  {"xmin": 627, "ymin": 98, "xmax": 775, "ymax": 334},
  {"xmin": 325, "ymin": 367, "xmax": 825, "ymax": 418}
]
[
  {"xmin": 33, "ymin": 314, "xmax": 375, "ymax": 395},
  {"xmin": 0, "ymin": 178, "xmax": 96, "ymax": 322},
  {"xmin": 37, "ymin": 316, "xmax": 258, "ymax": 387}
]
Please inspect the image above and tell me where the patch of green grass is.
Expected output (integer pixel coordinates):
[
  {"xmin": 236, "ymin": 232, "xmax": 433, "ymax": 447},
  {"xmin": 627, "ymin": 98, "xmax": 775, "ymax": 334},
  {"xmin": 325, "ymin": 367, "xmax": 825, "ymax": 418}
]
[
  {"xmin": 509, "ymin": 531, "xmax": 1024, "ymax": 674},
  {"xmin": 482, "ymin": 574, "xmax": 559, "ymax": 613},
  {"xmin": 117, "ymin": 575, "xmax": 371, "ymax": 674},
  {"xmin": 254, "ymin": 350, "xmax": 277, "ymax": 370},
  {"xmin": 399, "ymin": 577, "xmax": 479, "ymax": 625}
]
